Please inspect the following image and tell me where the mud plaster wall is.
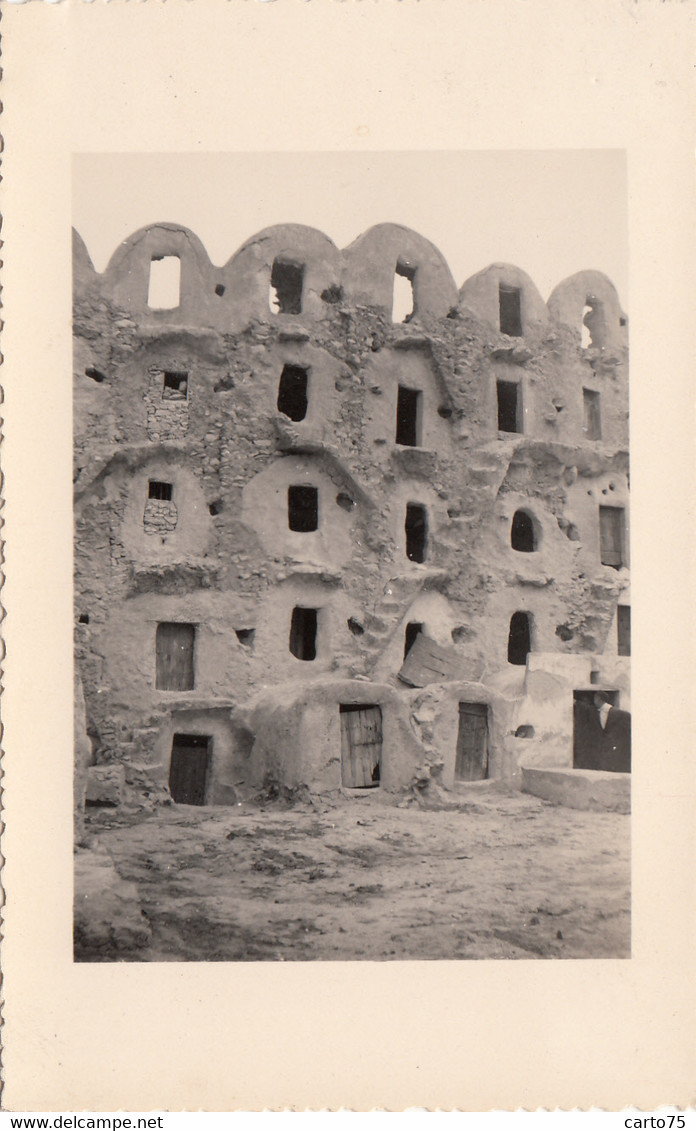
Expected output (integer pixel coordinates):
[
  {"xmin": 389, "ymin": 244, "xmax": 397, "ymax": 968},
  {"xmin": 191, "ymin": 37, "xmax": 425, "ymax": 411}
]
[
  {"xmin": 240, "ymin": 680, "xmax": 424, "ymax": 792},
  {"xmin": 152, "ymin": 709, "xmax": 245, "ymax": 805},
  {"xmin": 73, "ymin": 222, "xmax": 629, "ymax": 798}
]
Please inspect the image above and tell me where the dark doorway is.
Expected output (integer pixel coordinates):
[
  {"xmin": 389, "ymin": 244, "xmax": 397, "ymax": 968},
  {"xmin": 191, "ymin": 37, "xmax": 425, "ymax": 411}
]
[
  {"xmin": 497, "ymin": 380, "xmax": 522, "ymax": 433},
  {"xmin": 156, "ymin": 623, "xmax": 196, "ymax": 690},
  {"xmin": 395, "ymin": 385, "xmax": 422, "ymax": 447},
  {"xmin": 599, "ymin": 506, "xmax": 626, "ymax": 569},
  {"xmin": 277, "ymin": 365, "xmax": 308, "ymax": 421},
  {"xmin": 499, "ymin": 284, "xmax": 522, "ymax": 336},
  {"xmin": 511, "ymin": 509, "xmax": 535, "ymax": 552},
  {"xmin": 405, "ymin": 503, "xmax": 428, "ymax": 562},
  {"xmin": 288, "ymin": 485, "xmax": 319, "ymax": 532},
  {"xmin": 340, "ymin": 704, "xmax": 382, "ymax": 788},
  {"xmin": 404, "ymin": 621, "xmax": 423, "ymax": 659},
  {"xmin": 455, "ymin": 702, "xmax": 489, "ymax": 781},
  {"xmin": 270, "ymin": 259, "xmax": 304, "ymax": 315},
  {"xmin": 169, "ymin": 734, "xmax": 211, "ymax": 805},
  {"xmin": 573, "ymin": 690, "xmax": 629, "ymax": 772},
  {"xmin": 507, "ymin": 611, "xmax": 531, "ymax": 665},
  {"xmin": 617, "ymin": 605, "xmax": 631, "ymax": 656},
  {"xmin": 289, "ymin": 606, "xmax": 318, "ymax": 661}
]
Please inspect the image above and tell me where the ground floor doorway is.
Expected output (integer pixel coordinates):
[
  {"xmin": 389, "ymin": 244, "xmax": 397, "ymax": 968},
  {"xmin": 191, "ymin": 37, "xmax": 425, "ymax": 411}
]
[
  {"xmin": 455, "ymin": 702, "xmax": 489, "ymax": 781},
  {"xmin": 340, "ymin": 704, "xmax": 382, "ymax": 788},
  {"xmin": 169, "ymin": 733, "xmax": 212, "ymax": 804}
]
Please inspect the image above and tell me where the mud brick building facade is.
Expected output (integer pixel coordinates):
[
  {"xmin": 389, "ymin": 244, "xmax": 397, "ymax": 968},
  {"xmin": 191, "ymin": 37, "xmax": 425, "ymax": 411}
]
[{"xmin": 73, "ymin": 221, "xmax": 630, "ymax": 807}]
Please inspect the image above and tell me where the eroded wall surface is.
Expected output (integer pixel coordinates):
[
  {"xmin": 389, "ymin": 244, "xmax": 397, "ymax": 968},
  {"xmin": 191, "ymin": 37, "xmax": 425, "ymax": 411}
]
[{"xmin": 73, "ymin": 223, "xmax": 630, "ymax": 799}]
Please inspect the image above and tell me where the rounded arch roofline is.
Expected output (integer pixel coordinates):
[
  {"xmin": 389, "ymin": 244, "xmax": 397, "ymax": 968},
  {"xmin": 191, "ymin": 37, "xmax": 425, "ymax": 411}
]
[
  {"xmin": 458, "ymin": 261, "xmax": 549, "ymax": 331},
  {"xmin": 72, "ymin": 228, "xmax": 96, "ymax": 273},
  {"xmin": 548, "ymin": 268, "xmax": 624, "ymax": 308},
  {"xmin": 548, "ymin": 269, "xmax": 627, "ymax": 347},
  {"xmin": 103, "ymin": 222, "xmax": 214, "ymax": 279},
  {"xmin": 226, "ymin": 223, "xmax": 341, "ymax": 267},
  {"xmin": 73, "ymin": 222, "xmax": 625, "ymax": 336},
  {"xmin": 458, "ymin": 261, "xmax": 547, "ymax": 298},
  {"xmin": 342, "ymin": 221, "xmax": 458, "ymax": 317},
  {"xmin": 72, "ymin": 228, "xmax": 98, "ymax": 294}
]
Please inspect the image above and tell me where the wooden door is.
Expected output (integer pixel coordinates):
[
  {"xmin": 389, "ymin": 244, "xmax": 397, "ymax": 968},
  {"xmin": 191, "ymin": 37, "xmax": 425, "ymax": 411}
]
[
  {"xmin": 156, "ymin": 623, "xmax": 195, "ymax": 690},
  {"xmin": 455, "ymin": 702, "xmax": 489, "ymax": 781},
  {"xmin": 169, "ymin": 734, "xmax": 211, "ymax": 805},
  {"xmin": 340, "ymin": 705, "xmax": 382, "ymax": 788},
  {"xmin": 599, "ymin": 506, "xmax": 625, "ymax": 568}
]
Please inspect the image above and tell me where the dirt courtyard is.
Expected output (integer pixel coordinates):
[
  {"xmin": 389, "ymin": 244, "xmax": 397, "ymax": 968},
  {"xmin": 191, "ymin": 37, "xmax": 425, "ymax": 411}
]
[{"xmin": 75, "ymin": 783, "xmax": 630, "ymax": 962}]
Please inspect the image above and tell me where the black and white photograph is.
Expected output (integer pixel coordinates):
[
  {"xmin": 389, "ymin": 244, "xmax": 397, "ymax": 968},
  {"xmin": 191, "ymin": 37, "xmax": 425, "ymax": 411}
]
[
  {"xmin": 3, "ymin": 0, "xmax": 693, "ymax": 1113},
  {"xmin": 72, "ymin": 151, "xmax": 631, "ymax": 963}
]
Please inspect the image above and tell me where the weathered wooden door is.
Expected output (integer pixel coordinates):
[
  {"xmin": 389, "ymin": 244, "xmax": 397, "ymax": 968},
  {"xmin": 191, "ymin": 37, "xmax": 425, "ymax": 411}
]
[
  {"xmin": 340, "ymin": 705, "xmax": 382, "ymax": 788},
  {"xmin": 455, "ymin": 702, "xmax": 489, "ymax": 781},
  {"xmin": 156, "ymin": 622, "xmax": 196, "ymax": 690},
  {"xmin": 169, "ymin": 734, "xmax": 211, "ymax": 805},
  {"xmin": 599, "ymin": 506, "xmax": 625, "ymax": 569}
]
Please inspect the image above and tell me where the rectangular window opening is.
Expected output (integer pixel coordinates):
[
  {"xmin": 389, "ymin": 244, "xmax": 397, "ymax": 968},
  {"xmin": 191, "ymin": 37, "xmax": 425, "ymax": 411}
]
[
  {"xmin": 599, "ymin": 506, "xmax": 626, "ymax": 569},
  {"xmin": 617, "ymin": 606, "xmax": 631, "ymax": 656},
  {"xmin": 405, "ymin": 503, "xmax": 428, "ymax": 563},
  {"xmin": 499, "ymin": 284, "xmax": 522, "ymax": 336},
  {"xmin": 162, "ymin": 371, "xmax": 189, "ymax": 401},
  {"xmin": 277, "ymin": 365, "xmax": 309, "ymax": 421},
  {"xmin": 392, "ymin": 261, "xmax": 416, "ymax": 323},
  {"xmin": 289, "ymin": 607, "xmax": 318, "ymax": 661},
  {"xmin": 404, "ymin": 621, "xmax": 423, "ymax": 659},
  {"xmin": 156, "ymin": 622, "xmax": 196, "ymax": 691},
  {"xmin": 148, "ymin": 480, "xmax": 173, "ymax": 501},
  {"xmin": 395, "ymin": 385, "xmax": 423, "ymax": 447},
  {"xmin": 148, "ymin": 255, "xmax": 181, "ymax": 310},
  {"xmin": 288, "ymin": 485, "xmax": 319, "ymax": 532},
  {"xmin": 497, "ymin": 379, "xmax": 522, "ymax": 433},
  {"xmin": 270, "ymin": 260, "xmax": 304, "ymax": 315},
  {"xmin": 583, "ymin": 388, "xmax": 602, "ymax": 440}
]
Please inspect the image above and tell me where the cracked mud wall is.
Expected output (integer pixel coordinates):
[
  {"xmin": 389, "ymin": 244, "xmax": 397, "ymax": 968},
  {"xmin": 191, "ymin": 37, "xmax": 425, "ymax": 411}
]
[{"xmin": 73, "ymin": 222, "xmax": 629, "ymax": 800}]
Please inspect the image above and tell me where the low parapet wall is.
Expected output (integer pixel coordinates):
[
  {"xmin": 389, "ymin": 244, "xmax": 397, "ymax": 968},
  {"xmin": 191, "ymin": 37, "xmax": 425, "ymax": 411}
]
[{"xmin": 521, "ymin": 766, "xmax": 630, "ymax": 812}]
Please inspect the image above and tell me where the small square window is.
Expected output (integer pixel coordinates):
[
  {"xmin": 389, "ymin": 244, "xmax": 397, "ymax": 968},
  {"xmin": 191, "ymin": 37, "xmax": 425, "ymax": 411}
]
[
  {"xmin": 162, "ymin": 371, "xmax": 189, "ymax": 401},
  {"xmin": 149, "ymin": 480, "xmax": 173, "ymax": 501}
]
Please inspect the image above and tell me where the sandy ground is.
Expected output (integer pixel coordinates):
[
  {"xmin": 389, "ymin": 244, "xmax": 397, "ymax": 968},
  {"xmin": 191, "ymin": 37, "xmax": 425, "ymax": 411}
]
[{"xmin": 75, "ymin": 783, "xmax": 630, "ymax": 962}]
